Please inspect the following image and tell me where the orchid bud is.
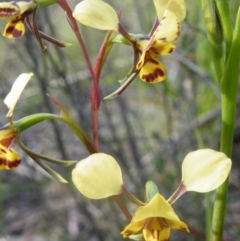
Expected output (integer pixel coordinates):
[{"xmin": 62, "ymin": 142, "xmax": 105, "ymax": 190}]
[
  {"xmin": 182, "ymin": 149, "xmax": 231, "ymax": 193},
  {"xmin": 73, "ymin": 0, "xmax": 119, "ymax": 31},
  {"xmin": 72, "ymin": 153, "xmax": 123, "ymax": 199}
]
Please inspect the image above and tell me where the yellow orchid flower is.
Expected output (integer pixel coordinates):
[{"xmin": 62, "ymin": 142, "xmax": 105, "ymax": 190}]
[
  {"xmin": 136, "ymin": 0, "xmax": 186, "ymax": 83},
  {"xmin": 73, "ymin": 0, "xmax": 186, "ymax": 83},
  {"xmin": 0, "ymin": 1, "xmax": 37, "ymax": 38},
  {"xmin": 0, "ymin": 127, "xmax": 20, "ymax": 170},
  {"xmin": 0, "ymin": 0, "xmax": 68, "ymax": 50},
  {"xmin": 72, "ymin": 149, "xmax": 231, "ymax": 240},
  {"xmin": 121, "ymin": 193, "xmax": 189, "ymax": 241},
  {"xmin": 0, "ymin": 73, "xmax": 33, "ymax": 170},
  {"xmin": 121, "ymin": 149, "xmax": 231, "ymax": 241},
  {"xmin": 136, "ymin": 10, "xmax": 179, "ymax": 83},
  {"xmin": 136, "ymin": 10, "xmax": 177, "ymax": 83}
]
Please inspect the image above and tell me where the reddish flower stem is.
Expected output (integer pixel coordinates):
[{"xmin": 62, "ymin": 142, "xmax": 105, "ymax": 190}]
[
  {"xmin": 57, "ymin": 0, "xmax": 100, "ymax": 152},
  {"xmin": 121, "ymin": 185, "xmax": 145, "ymax": 206},
  {"xmin": 112, "ymin": 195, "xmax": 132, "ymax": 222},
  {"xmin": 94, "ymin": 30, "xmax": 114, "ymax": 82},
  {"xmin": 25, "ymin": 15, "xmax": 69, "ymax": 48},
  {"xmin": 167, "ymin": 181, "xmax": 186, "ymax": 204}
]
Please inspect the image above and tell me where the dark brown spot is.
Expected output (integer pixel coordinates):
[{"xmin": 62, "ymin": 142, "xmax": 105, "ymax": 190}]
[
  {"xmin": 172, "ymin": 23, "xmax": 181, "ymax": 42},
  {"xmin": 6, "ymin": 26, "xmax": 23, "ymax": 38},
  {"xmin": 22, "ymin": 10, "xmax": 34, "ymax": 18},
  {"xmin": 159, "ymin": 37, "xmax": 167, "ymax": 41},
  {"xmin": 177, "ymin": 23, "xmax": 181, "ymax": 37},
  {"xmin": 12, "ymin": 17, "xmax": 21, "ymax": 23},
  {"xmin": 0, "ymin": 7, "xmax": 19, "ymax": 18},
  {"xmin": 149, "ymin": 58, "xmax": 159, "ymax": 65},
  {"xmin": 142, "ymin": 68, "xmax": 164, "ymax": 83},
  {"xmin": 160, "ymin": 16, "xmax": 166, "ymax": 22},
  {"xmin": 0, "ymin": 137, "xmax": 16, "ymax": 148},
  {"xmin": 0, "ymin": 148, "xmax": 7, "ymax": 154},
  {"xmin": 0, "ymin": 157, "xmax": 21, "ymax": 169},
  {"xmin": 123, "ymin": 231, "xmax": 133, "ymax": 237}
]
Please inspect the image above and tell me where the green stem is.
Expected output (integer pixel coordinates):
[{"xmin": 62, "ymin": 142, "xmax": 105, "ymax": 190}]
[
  {"xmin": 112, "ymin": 195, "xmax": 132, "ymax": 222},
  {"xmin": 211, "ymin": 7, "xmax": 240, "ymax": 241},
  {"xmin": 121, "ymin": 185, "xmax": 146, "ymax": 206},
  {"xmin": 201, "ymin": 0, "xmax": 224, "ymax": 84},
  {"xmin": 37, "ymin": 0, "xmax": 57, "ymax": 8},
  {"xmin": 14, "ymin": 113, "xmax": 95, "ymax": 154},
  {"xmin": 33, "ymin": 158, "xmax": 68, "ymax": 183},
  {"xmin": 16, "ymin": 135, "xmax": 77, "ymax": 167},
  {"xmin": 205, "ymin": 193, "xmax": 212, "ymax": 241},
  {"xmin": 57, "ymin": 0, "xmax": 100, "ymax": 151},
  {"xmin": 14, "ymin": 113, "xmax": 60, "ymax": 131},
  {"xmin": 214, "ymin": 0, "xmax": 233, "ymax": 61}
]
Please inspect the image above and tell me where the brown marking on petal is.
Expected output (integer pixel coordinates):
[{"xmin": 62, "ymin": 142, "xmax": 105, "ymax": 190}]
[
  {"xmin": 169, "ymin": 47, "xmax": 174, "ymax": 53},
  {"xmin": 158, "ymin": 17, "xmax": 166, "ymax": 27},
  {"xmin": 150, "ymin": 228, "xmax": 159, "ymax": 240},
  {"xmin": 176, "ymin": 22, "xmax": 181, "ymax": 37},
  {"xmin": 149, "ymin": 58, "xmax": 159, "ymax": 65},
  {"xmin": 160, "ymin": 16, "xmax": 166, "ymax": 23},
  {"xmin": 22, "ymin": 9, "xmax": 34, "ymax": 18},
  {"xmin": 156, "ymin": 229, "xmax": 160, "ymax": 240},
  {"xmin": 142, "ymin": 68, "xmax": 164, "ymax": 83},
  {"xmin": 122, "ymin": 231, "xmax": 133, "ymax": 237},
  {"xmin": 172, "ymin": 23, "xmax": 181, "ymax": 42},
  {"xmin": 0, "ymin": 148, "xmax": 7, "ymax": 154},
  {"xmin": 0, "ymin": 1, "xmax": 20, "ymax": 19},
  {"xmin": 11, "ymin": 16, "xmax": 21, "ymax": 23},
  {"xmin": 6, "ymin": 26, "xmax": 23, "ymax": 38},
  {"xmin": 151, "ymin": 228, "xmax": 155, "ymax": 239},
  {"xmin": 0, "ymin": 157, "xmax": 21, "ymax": 169},
  {"xmin": 0, "ymin": 7, "xmax": 19, "ymax": 18},
  {"xmin": 159, "ymin": 37, "xmax": 167, "ymax": 41},
  {"xmin": 0, "ymin": 1, "xmax": 34, "ymax": 19},
  {"xmin": 0, "ymin": 137, "xmax": 16, "ymax": 148}
]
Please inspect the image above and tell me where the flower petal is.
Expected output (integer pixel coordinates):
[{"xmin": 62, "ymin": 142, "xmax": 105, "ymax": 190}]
[
  {"xmin": 0, "ymin": 127, "xmax": 17, "ymax": 147},
  {"xmin": 153, "ymin": 0, "xmax": 186, "ymax": 22},
  {"xmin": 73, "ymin": 0, "xmax": 118, "ymax": 31},
  {"xmin": 0, "ymin": 143, "xmax": 21, "ymax": 170},
  {"xmin": 121, "ymin": 219, "xmax": 147, "ymax": 238},
  {"xmin": 4, "ymin": 73, "xmax": 33, "ymax": 117},
  {"xmin": 163, "ymin": 218, "xmax": 188, "ymax": 231},
  {"xmin": 0, "ymin": 2, "xmax": 21, "ymax": 19},
  {"xmin": 72, "ymin": 153, "xmax": 123, "ymax": 199},
  {"xmin": 153, "ymin": 10, "xmax": 180, "ymax": 43},
  {"xmin": 143, "ymin": 218, "xmax": 171, "ymax": 241},
  {"xmin": 167, "ymin": 0, "xmax": 186, "ymax": 22},
  {"xmin": 131, "ymin": 193, "xmax": 188, "ymax": 232},
  {"xmin": 138, "ymin": 51, "xmax": 166, "ymax": 83},
  {"xmin": 136, "ymin": 39, "xmax": 151, "ymax": 52},
  {"xmin": 0, "ymin": 1, "xmax": 37, "ymax": 38},
  {"xmin": 181, "ymin": 149, "xmax": 231, "ymax": 192},
  {"xmin": 151, "ymin": 40, "xmax": 176, "ymax": 55},
  {"xmin": 3, "ymin": 18, "xmax": 25, "ymax": 38}
]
